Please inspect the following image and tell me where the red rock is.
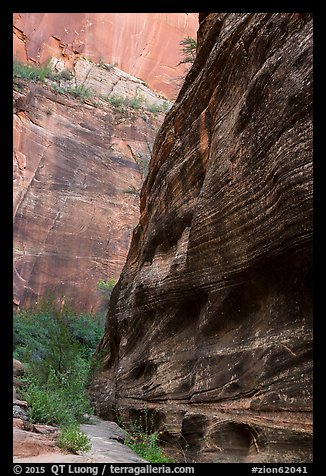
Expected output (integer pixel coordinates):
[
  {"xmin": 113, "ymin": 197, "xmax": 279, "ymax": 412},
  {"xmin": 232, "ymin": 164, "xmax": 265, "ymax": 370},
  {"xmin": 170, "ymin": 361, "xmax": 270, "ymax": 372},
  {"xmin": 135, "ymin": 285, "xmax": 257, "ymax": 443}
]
[
  {"xmin": 13, "ymin": 428, "xmax": 60, "ymax": 458},
  {"xmin": 13, "ymin": 398, "xmax": 28, "ymax": 407},
  {"xmin": 13, "ymin": 78, "xmax": 164, "ymax": 313},
  {"xmin": 13, "ymin": 358, "xmax": 25, "ymax": 377},
  {"xmin": 13, "ymin": 13, "xmax": 198, "ymax": 99},
  {"xmin": 13, "ymin": 418, "xmax": 34, "ymax": 431},
  {"xmin": 33, "ymin": 423, "xmax": 59, "ymax": 435}
]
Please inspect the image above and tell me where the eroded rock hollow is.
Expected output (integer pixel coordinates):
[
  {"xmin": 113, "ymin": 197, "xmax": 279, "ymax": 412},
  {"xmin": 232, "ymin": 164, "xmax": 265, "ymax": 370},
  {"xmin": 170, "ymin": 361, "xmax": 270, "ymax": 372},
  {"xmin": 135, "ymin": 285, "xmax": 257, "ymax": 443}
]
[{"xmin": 90, "ymin": 13, "xmax": 313, "ymax": 462}]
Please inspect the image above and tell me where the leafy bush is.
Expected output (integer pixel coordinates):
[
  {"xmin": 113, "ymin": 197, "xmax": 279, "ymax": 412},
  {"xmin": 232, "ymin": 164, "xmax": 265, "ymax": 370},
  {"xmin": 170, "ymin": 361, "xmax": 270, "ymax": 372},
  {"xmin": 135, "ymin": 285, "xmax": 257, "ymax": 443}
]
[
  {"xmin": 119, "ymin": 406, "xmax": 174, "ymax": 463},
  {"xmin": 13, "ymin": 59, "xmax": 52, "ymax": 82},
  {"xmin": 179, "ymin": 36, "xmax": 197, "ymax": 64},
  {"xmin": 97, "ymin": 278, "xmax": 117, "ymax": 300},
  {"xmin": 14, "ymin": 297, "xmax": 104, "ymax": 426},
  {"xmin": 102, "ymin": 94, "xmax": 145, "ymax": 111},
  {"xmin": 128, "ymin": 95, "xmax": 143, "ymax": 109},
  {"xmin": 57, "ymin": 69, "xmax": 74, "ymax": 81},
  {"xmin": 103, "ymin": 94, "xmax": 125, "ymax": 109},
  {"xmin": 67, "ymin": 84, "xmax": 93, "ymax": 102},
  {"xmin": 147, "ymin": 102, "xmax": 170, "ymax": 114},
  {"xmin": 57, "ymin": 424, "xmax": 92, "ymax": 454},
  {"xmin": 125, "ymin": 429, "xmax": 174, "ymax": 463},
  {"xmin": 122, "ymin": 186, "xmax": 140, "ymax": 196},
  {"xmin": 52, "ymin": 83, "xmax": 67, "ymax": 95}
]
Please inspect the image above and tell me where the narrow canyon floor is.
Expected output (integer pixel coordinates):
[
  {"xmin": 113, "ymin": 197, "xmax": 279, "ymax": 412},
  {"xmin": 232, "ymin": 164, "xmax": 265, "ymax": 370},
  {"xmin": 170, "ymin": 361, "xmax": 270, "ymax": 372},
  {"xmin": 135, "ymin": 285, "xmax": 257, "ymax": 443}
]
[{"xmin": 13, "ymin": 416, "xmax": 147, "ymax": 463}]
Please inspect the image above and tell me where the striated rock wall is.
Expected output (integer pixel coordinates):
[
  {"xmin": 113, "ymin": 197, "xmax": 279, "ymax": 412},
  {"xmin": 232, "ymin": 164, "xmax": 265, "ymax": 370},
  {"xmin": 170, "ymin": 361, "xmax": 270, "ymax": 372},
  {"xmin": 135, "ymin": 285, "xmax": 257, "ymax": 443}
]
[
  {"xmin": 90, "ymin": 13, "xmax": 313, "ymax": 463},
  {"xmin": 13, "ymin": 70, "xmax": 166, "ymax": 313},
  {"xmin": 13, "ymin": 13, "xmax": 198, "ymax": 99}
]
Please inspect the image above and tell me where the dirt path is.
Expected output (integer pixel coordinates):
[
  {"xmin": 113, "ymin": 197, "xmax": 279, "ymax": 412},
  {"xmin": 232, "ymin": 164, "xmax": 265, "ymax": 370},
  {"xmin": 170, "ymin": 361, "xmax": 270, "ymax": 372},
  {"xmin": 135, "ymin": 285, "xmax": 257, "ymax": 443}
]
[{"xmin": 13, "ymin": 416, "xmax": 147, "ymax": 463}]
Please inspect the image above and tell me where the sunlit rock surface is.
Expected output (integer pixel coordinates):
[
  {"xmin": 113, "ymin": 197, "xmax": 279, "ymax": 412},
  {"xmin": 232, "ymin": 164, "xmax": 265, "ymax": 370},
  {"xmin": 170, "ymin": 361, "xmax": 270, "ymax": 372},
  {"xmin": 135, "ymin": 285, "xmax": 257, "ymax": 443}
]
[
  {"xmin": 13, "ymin": 66, "xmax": 166, "ymax": 312},
  {"xmin": 13, "ymin": 13, "xmax": 198, "ymax": 99}
]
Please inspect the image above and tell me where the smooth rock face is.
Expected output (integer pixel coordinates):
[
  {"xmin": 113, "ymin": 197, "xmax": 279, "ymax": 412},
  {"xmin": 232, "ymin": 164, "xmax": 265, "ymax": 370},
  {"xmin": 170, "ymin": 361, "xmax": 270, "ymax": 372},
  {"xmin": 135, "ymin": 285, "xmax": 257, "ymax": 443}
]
[
  {"xmin": 90, "ymin": 13, "xmax": 313, "ymax": 463},
  {"xmin": 13, "ymin": 77, "xmax": 164, "ymax": 313},
  {"xmin": 13, "ymin": 13, "xmax": 198, "ymax": 99},
  {"xmin": 13, "ymin": 428, "xmax": 60, "ymax": 458}
]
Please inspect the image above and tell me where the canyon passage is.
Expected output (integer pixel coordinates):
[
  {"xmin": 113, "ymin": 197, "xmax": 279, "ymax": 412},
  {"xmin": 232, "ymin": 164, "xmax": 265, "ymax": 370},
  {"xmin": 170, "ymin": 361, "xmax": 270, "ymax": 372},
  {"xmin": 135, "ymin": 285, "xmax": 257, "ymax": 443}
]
[{"xmin": 13, "ymin": 12, "xmax": 312, "ymax": 464}]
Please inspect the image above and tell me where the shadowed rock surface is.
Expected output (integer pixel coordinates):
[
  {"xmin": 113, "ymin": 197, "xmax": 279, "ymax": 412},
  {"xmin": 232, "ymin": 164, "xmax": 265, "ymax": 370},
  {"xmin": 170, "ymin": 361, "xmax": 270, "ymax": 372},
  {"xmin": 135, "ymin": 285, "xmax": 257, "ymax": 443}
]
[
  {"xmin": 13, "ymin": 75, "xmax": 165, "ymax": 313},
  {"xmin": 90, "ymin": 13, "xmax": 313, "ymax": 463}
]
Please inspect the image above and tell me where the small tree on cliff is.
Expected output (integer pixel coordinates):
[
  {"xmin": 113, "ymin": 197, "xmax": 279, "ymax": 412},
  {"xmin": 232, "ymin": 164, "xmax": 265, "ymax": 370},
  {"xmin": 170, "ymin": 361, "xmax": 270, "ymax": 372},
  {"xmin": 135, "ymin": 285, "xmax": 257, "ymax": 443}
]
[{"xmin": 179, "ymin": 36, "xmax": 197, "ymax": 64}]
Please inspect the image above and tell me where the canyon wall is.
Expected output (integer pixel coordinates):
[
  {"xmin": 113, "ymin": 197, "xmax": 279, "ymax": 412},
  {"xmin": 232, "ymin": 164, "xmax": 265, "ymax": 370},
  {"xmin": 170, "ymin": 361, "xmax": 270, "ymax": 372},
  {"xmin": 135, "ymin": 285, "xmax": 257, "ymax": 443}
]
[
  {"xmin": 13, "ymin": 63, "xmax": 167, "ymax": 313},
  {"xmin": 13, "ymin": 13, "xmax": 198, "ymax": 99},
  {"xmin": 90, "ymin": 13, "xmax": 313, "ymax": 463}
]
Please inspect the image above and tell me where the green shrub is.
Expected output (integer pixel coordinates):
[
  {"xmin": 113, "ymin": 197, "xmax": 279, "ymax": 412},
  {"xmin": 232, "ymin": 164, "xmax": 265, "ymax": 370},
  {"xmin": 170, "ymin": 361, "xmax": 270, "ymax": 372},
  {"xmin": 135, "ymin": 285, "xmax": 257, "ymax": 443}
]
[
  {"xmin": 125, "ymin": 430, "xmax": 174, "ymax": 463},
  {"xmin": 103, "ymin": 94, "xmax": 125, "ymax": 110},
  {"xmin": 67, "ymin": 84, "xmax": 93, "ymax": 102},
  {"xmin": 97, "ymin": 278, "xmax": 117, "ymax": 300},
  {"xmin": 122, "ymin": 186, "xmax": 140, "ymax": 196},
  {"xmin": 105, "ymin": 94, "xmax": 122, "ymax": 106},
  {"xmin": 128, "ymin": 95, "xmax": 143, "ymax": 110},
  {"xmin": 19, "ymin": 354, "xmax": 93, "ymax": 426},
  {"xmin": 57, "ymin": 424, "xmax": 92, "ymax": 454},
  {"xmin": 97, "ymin": 277, "xmax": 117, "ymax": 290},
  {"xmin": 120, "ymin": 407, "xmax": 174, "ymax": 463},
  {"xmin": 14, "ymin": 297, "xmax": 103, "ymax": 426},
  {"xmin": 179, "ymin": 36, "xmax": 197, "ymax": 64},
  {"xmin": 102, "ymin": 94, "xmax": 145, "ymax": 111},
  {"xmin": 58, "ymin": 69, "xmax": 74, "ymax": 81},
  {"xmin": 52, "ymin": 83, "xmax": 67, "ymax": 95},
  {"xmin": 13, "ymin": 59, "xmax": 52, "ymax": 82},
  {"xmin": 147, "ymin": 102, "xmax": 170, "ymax": 114}
]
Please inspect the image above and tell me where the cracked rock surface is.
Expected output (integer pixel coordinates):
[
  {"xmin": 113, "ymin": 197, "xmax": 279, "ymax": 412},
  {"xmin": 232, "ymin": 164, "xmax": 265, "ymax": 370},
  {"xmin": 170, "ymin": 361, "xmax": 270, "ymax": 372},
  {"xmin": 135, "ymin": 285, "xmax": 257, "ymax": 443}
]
[{"xmin": 13, "ymin": 80, "xmax": 164, "ymax": 313}]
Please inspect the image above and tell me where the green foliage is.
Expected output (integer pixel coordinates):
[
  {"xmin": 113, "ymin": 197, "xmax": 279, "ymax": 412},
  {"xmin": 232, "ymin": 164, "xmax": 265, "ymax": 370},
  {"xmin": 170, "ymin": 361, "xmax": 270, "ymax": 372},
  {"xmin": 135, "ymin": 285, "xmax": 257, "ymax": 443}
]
[
  {"xmin": 122, "ymin": 186, "xmax": 140, "ymax": 196},
  {"xmin": 128, "ymin": 95, "xmax": 143, "ymax": 109},
  {"xmin": 57, "ymin": 423, "xmax": 92, "ymax": 454},
  {"xmin": 13, "ymin": 59, "xmax": 52, "ymax": 82},
  {"xmin": 147, "ymin": 102, "xmax": 170, "ymax": 114},
  {"xmin": 97, "ymin": 277, "xmax": 117, "ymax": 290},
  {"xmin": 56, "ymin": 69, "xmax": 74, "ymax": 81},
  {"xmin": 52, "ymin": 83, "xmax": 67, "ymax": 95},
  {"xmin": 14, "ymin": 297, "xmax": 104, "ymax": 426},
  {"xmin": 119, "ymin": 407, "xmax": 174, "ymax": 463},
  {"xmin": 13, "ymin": 80, "xmax": 25, "ymax": 92},
  {"xmin": 179, "ymin": 36, "xmax": 197, "ymax": 64},
  {"xmin": 103, "ymin": 94, "xmax": 125, "ymax": 109},
  {"xmin": 97, "ymin": 277, "xmax": 117, "ymax": 303},
  {"xmin": 125, "ymin": 430, "xmax": 174, "ymax": 463},
  {"xmin": 101, "ymin": 91, "xmax": 171, "ymax": 115},
  {"xmin": 19, "ymin": 358, "xmax": 93, "ymax": 426},
  {"xmin": 67, "ymin": 84, "xmax": 93, "ymax": 102}
]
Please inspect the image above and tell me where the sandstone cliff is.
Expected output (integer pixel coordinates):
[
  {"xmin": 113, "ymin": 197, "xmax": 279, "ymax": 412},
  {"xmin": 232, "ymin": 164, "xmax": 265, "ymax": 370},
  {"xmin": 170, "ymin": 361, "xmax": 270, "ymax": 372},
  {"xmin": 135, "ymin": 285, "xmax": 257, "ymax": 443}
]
[
  {"xmin": 13, "ymin": 13, "xmax": 198, "ymax": 99},
  {"xmin": 90, "ymin": 13, "xmax": 313, "ymax": 463},
  {"xmin": 13, "ymin": 63, "xmax": 167, "ymax": 313}
]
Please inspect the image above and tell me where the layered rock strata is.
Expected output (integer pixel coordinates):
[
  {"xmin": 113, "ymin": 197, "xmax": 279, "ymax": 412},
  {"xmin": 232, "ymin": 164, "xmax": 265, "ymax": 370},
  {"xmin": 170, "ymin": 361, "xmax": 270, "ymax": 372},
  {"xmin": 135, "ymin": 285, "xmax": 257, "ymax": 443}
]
[
  {"xmin": 13, "ymin": 69, "xmax": 166, "ymax": 312},
  {"xmin": 90, "ymin": 13, "xmax": 313, "ymax": 463}
]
